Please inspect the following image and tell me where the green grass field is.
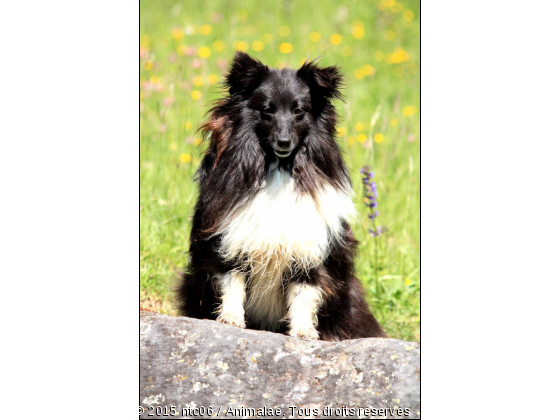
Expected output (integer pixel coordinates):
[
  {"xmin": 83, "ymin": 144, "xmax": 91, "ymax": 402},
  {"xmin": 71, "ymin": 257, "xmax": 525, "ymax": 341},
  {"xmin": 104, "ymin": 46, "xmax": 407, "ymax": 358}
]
[{"xmin": 140, "ymin": 0, "xmax": 420, "ymax": 341}]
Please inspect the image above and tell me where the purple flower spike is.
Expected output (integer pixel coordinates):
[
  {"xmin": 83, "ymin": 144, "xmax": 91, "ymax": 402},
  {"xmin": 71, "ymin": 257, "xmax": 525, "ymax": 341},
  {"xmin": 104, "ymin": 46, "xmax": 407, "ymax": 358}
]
[{"xmin": 361, "ymin": 165, "xmax": 385, "ymax": 238}]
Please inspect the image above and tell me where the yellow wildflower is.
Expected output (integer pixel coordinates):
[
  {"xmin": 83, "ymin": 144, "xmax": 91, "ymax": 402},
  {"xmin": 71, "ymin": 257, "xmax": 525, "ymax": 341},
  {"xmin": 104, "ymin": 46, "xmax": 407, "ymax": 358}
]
[
  {"xmin": 236, "ymin": 9, "xmax": 248, "ymax": 20},
  {"xmin": 357, "ymin": 134, "xmax": 367, "ymax": 143},
  {"xmin": 390, "ymin": 118, "xmax": 399, "ymax": 127},
  {"xmin": 184, "ymin": 121, "xmax": 192, "ymax": 130},
  {"xmin": 362, "ymin": 64, "xmax": 375, "ymax": 75},
  {"xmin": 279, "ymin": 26, "xmax": 290, "ymax": 37},
  {"xmin": 234, "ymin": 41, "xmax": 249, "ymax": 52},
  {"xmin": 262, "ymin": 33, "xmax": 273, "ymax": 43},
  {"xmin": 168, "ymin": 142, "xmax": 178, "ymax": 151},
  {"xmin": 309, "ymin": 32, "xmax": 321, "ymax": 42},
  {"xmin": 404, "ymin": 278, "xmax": 412, "ymax": 286},
  {"xmin": 355, "ymin": 122, "xmax": 365, "ymax": 132},
  {"xmin": 180, "ymin": 153, "xmax": 192, "ymax": 163},
  {"xmin": 191, "ymin": 90, "xmax": 202, "ymax": 100},
  {"xmin": 140, "ymin": 35, "xmax": 150, "ymax": 48},
  {"xmin": 252, "ymin": 40, "xmax": 264, "ymax": 52},
  {"xmin": 197, "ymin": 46, "xmax": 211, "ymax": 58},
  {"xmin": 144, "ymin": 60, "xmax": 152, "ymax": 71},
  {"xmin": 389, "ymin": 47, "xmax": 409, "ymax": 64},
  {"xmin": 212, "ymin": 40, "xmax": 226, "ymax": 52},
  {"xmin": 200, "ymin": 24, "xmax": 212, "ymax": 35},
  {"xmin": 149, "ymin": 75, "xmax": 161, "ymax": 85},
  {"xmin": 352, "ymin": 26, "xmax": 365, "ymax": 39},
  {"xmin": 194, "ymin": 138, "xmax": 203, "ymax": 146},
  {"xmin": 171, "ymin": 28, "xmax": 184, "ymax": 41},
  {"xmin": 354, "ymin": 69, "xmax": 366, "ymax": 80},
  {"xmin": 207, "ymin": 74, "xmax": 219, "ymax": 84},
  {"xmin": 279, "ymin": 42, "xmax": 293, "ymax": 54},
  {"xmin": 403, "ymin": 106, "xmax": 417, "ymax": 117},
  {"xmin": 330, "ymin": 33, "xmax": 342, "ymax": 45},
  {"xmin": 391, "ymin": 2, "xmax": 403, "ymax": 13},
  {"xmin": 379, "ymin": 0, "xmax": 395, "ymax": 9},
  {"xmin": 374, "ymin": 133, "xmax": 384, "ymax": 143},
  {"xmin": 336, "ymin": 127, "xmax": 347, "ymax": 136},
  {"xmin": 192, "ymin": 76, "xmax": 204, "ymax": 87},
  {"xmin": 403, "ymin": 10, "xmax": 414, "ymax": 21}
]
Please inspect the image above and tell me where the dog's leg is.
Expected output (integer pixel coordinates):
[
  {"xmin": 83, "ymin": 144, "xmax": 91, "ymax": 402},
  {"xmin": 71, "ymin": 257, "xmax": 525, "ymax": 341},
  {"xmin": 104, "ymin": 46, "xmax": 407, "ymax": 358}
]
[
  {"xmin": 286, "ymin": 282, "xmax": 323, "ymax": 340},
  {"xmin": 216, "ymin": 271, "xmax": 246, "ymax": 328}
]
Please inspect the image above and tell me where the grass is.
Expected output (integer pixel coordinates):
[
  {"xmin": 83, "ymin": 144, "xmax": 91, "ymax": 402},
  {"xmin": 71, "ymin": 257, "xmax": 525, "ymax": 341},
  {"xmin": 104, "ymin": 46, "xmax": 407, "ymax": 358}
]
[{"xmin": 140, "ymin": 0, "xmax": 420, "ymax": 341}]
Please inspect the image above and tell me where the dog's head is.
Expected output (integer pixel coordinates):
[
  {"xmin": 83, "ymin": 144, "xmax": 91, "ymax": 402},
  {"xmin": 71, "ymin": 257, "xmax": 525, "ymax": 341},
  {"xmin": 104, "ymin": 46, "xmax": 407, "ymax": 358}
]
[{"xmin": 225, "ymin": 51, "xmax": 343, "ymax": 159}]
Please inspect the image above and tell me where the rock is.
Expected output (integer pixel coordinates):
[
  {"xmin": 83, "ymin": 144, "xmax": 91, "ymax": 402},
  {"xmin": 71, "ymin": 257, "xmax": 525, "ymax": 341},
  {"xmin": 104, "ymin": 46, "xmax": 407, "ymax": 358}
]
[{"xmin": 140, "ymin": 310, "xmax": 420, "ymax": 419}]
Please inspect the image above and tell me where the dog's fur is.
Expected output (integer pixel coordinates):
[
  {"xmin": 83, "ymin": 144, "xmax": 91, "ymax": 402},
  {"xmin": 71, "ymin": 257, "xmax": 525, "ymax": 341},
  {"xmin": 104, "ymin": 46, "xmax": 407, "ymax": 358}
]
[{"xmin": 177, "ymin": 52, "xmax": 386, "ymax": 340}]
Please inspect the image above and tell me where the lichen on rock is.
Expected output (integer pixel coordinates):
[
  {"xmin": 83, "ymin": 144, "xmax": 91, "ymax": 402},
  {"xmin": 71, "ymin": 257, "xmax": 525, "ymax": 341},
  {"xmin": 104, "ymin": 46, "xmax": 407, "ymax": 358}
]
[{"xmin": 140, "ymin": 311, "xmax": 420, "ymax": 419}]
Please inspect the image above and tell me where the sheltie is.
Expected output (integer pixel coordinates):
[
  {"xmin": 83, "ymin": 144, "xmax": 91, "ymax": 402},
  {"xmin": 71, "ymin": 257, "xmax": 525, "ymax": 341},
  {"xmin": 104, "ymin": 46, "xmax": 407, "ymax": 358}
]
[{"xmin": 177, "ymin": 52, "xmax": 385, "ymax": 341}]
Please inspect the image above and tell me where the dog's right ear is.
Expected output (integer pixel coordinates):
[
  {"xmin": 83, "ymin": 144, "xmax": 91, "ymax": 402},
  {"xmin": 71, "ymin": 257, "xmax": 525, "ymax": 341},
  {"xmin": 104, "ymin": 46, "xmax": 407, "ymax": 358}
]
[{"xmin": 226, "ymin": 51, "xmax": 269, "ymax": 96}]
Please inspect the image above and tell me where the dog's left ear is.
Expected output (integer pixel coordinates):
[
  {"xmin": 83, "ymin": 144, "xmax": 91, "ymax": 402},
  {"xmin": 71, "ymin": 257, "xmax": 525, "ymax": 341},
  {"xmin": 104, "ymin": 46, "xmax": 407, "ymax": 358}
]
[
  {"xmin": 297, "ymin": 60, "xmax": 344, "ymax": 101},
  {"xmin": 226, "ymin": 51, "xmax": 269, "ymax": 96}
]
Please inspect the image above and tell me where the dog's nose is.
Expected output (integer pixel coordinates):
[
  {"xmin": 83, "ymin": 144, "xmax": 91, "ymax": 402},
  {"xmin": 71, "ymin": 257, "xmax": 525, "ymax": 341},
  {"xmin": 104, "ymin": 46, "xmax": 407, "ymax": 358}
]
[{"xmin": 276, "ymin": 138, "xmax": 291, "ymax": 149}]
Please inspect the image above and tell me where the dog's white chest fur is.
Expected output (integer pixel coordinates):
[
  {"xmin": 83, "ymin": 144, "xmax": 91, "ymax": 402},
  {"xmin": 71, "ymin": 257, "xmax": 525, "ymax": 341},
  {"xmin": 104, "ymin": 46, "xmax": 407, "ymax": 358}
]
[{"xmin": 217, "ymin": 167, "xmax": 355, "ymax": 330}]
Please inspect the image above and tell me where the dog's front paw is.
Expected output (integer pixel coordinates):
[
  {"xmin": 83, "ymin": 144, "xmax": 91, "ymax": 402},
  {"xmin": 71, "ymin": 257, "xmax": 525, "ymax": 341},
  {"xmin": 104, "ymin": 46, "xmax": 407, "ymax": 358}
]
[
  {"xmin": 289, "ymin": 326, "xmax": 319, "ymax": 340},
  {"xmin": 217, "ymin": 312, "xmax": 246, "ymax": 328}
]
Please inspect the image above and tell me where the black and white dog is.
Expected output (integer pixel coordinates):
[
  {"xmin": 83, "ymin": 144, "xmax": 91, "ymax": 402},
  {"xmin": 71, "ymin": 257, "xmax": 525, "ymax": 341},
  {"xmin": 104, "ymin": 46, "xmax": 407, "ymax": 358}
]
[{"xmin": 177, "ymin": 52, "xmax": 385, "ymax": 341}]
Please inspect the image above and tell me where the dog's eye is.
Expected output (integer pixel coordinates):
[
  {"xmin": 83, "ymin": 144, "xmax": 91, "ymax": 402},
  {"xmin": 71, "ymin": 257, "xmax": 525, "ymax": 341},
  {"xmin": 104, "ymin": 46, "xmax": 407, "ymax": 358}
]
[
  {"xmin": 260, "ymin": 107, "xmax": 273, "ymax": 121},
  {"xmin": 294, "ymin": 108, "xmax": 305, "ymax": 121}
]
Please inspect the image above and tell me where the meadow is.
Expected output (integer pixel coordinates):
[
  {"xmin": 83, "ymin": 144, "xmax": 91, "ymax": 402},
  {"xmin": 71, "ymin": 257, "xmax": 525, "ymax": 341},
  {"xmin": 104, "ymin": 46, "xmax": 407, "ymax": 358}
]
[{"xmin": 140, "ymin": 0, "xmax": 420, "ymax": 341}]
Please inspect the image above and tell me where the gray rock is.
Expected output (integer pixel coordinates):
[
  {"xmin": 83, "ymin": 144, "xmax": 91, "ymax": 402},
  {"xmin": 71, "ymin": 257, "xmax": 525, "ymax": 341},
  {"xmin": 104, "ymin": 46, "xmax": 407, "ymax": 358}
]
[{"xmin": 140, "ymin": 310, "xmax": 420, "ymax": 419}]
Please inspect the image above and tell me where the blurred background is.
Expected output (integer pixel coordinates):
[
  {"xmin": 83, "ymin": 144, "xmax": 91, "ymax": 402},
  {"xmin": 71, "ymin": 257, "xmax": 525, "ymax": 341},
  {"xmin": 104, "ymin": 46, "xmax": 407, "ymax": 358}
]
[{"xmin": 140, "ymin": 0, "xmax": 420, "ymax": 341}]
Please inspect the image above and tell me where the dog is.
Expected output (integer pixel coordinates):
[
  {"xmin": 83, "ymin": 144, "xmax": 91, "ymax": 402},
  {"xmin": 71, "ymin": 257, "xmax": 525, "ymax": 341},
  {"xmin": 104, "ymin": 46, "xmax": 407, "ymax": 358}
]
[{"xmin": 177, "ymin": 51, "xmax": 386, "ymax": 341}]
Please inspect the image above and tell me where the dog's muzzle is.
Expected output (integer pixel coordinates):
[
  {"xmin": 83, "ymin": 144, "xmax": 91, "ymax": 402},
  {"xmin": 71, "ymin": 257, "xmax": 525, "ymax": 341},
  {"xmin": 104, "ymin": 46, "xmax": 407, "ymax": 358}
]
[{"xmin": 272, "ymin": 137, "xmax": 295, "ymax": 158}]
